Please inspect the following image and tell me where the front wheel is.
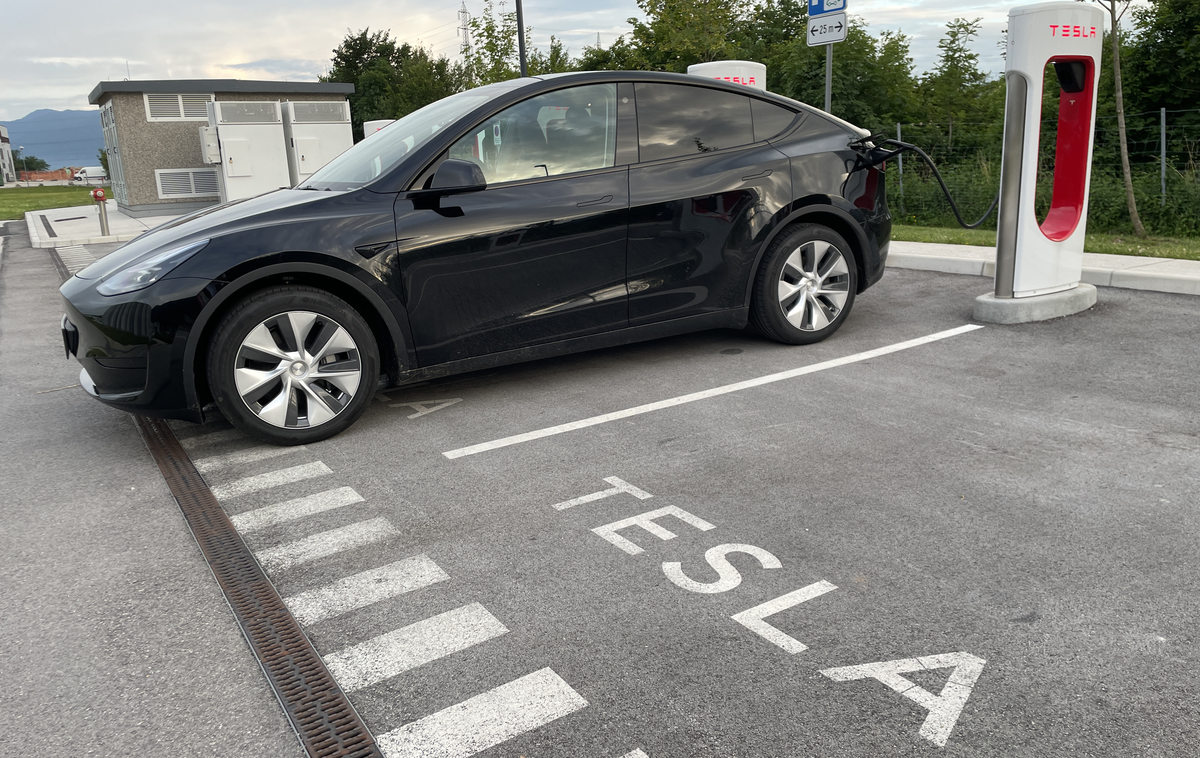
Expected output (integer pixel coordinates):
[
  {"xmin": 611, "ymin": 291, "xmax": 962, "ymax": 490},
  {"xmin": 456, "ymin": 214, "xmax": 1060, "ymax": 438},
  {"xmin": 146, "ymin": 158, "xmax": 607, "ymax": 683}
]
[
  {"xmin": 750, "ymin": 224, "xmax": 858, "ymax": 345},
  {"xmin": 206, "ymin": 286, "xmax": 379, "ymax": 445}
]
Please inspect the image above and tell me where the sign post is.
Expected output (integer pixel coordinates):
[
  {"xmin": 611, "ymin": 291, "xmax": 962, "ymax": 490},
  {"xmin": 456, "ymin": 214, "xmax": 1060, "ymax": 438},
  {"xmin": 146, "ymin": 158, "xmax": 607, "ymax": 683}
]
[{"xmin": 807, "ymin": 0, "xmax": 848, "ymax": 113}]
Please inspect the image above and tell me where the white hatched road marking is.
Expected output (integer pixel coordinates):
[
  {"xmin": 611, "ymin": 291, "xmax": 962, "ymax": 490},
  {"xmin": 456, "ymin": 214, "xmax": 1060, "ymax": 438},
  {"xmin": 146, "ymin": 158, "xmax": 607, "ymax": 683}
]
[
  {"xmin": 230, "ymin": 487, "xmax": 364, "ymax": 533},
  {"xmin": 375, "ymin": 667, "xmax": 588, "ymax": 758},
  {"xmin": 443, "ymin": 325, "xmax": 985, "ymax": 459},
  {"xmin": 178, "ymin": 428, "xmax": 247, "ymax": 451},
  {"xmin": 285, "ymin": 554, "xmax": 450, "ymax": 626},
  {"xmin": 55, "ymin": 245, "xmax": 96, "ymax": 274},
  {"xmin": 211, "ymin": 461, "xmax": 332, "ymax": 500},
  {"xmin": 324, "ymin": 603, "xmax": 508, "ymax": 692},
  {"xmin": 193, "ymin": 444, "xmax": 307, "ymax": 473},
  {"xmin": 255, "ymin": 517, "xmax": 398, "ymax": 573},
  {"xmin": 619, "ymin": 750, "xmax": 650, "ymax": 758}
]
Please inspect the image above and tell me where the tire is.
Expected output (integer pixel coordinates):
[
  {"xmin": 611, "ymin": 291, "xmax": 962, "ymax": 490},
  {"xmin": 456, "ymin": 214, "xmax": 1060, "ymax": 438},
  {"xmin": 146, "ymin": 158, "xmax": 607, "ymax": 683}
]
[
  {"xmin": 750, "ymin": 223, "xmax": 858, "ymax": 345},
  {"xmin": 206, "ymin": 286, "xmax": 379, "ymax": 445}
]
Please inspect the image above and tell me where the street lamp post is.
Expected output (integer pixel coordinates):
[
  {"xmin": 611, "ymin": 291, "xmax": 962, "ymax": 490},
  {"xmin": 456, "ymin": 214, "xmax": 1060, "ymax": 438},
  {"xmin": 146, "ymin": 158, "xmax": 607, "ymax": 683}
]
[{"xmin": 18, "ymin": 146, "xmax": 27, "ymax": 182}]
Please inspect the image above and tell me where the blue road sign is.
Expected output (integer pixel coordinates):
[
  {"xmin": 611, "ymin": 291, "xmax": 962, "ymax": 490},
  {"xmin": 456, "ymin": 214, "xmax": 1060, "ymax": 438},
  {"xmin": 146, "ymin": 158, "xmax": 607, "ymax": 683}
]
[{"xmin": 809, "ymin": 0, "xmax": 846, "ymax": 17}]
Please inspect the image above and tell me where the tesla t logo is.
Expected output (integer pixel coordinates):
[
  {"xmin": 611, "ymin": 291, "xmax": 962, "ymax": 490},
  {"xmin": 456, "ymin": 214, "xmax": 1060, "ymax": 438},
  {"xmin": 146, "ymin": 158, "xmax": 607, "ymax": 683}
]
[{"xmin": 1049, "ymin": 24, "xmax": 1097, "ymax": 38}]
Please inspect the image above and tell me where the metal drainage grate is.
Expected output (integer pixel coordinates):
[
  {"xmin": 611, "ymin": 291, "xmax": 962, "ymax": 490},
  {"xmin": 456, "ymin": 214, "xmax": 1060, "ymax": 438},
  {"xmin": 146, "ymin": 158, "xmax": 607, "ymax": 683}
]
[{"xmin": 134, "ymin": 415, "xmax": 383, "ymax": 758}]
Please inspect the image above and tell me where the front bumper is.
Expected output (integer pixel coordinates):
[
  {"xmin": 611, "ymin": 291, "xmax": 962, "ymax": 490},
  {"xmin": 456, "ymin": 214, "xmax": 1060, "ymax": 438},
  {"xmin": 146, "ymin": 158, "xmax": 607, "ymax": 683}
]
[{"xmin": 59, "ymin": 274, "xmax": 210, "ymax": 421}]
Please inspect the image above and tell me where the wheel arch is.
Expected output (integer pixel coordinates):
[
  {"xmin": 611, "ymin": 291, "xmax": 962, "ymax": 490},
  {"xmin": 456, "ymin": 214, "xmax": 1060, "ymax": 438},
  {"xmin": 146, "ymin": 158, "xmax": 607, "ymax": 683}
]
[
  {"xmin": 183, "ymin": 262, "xmax": 411, "ymax": 418},
  {"xmin": 745, "ymin": 201, "xmax": 872, "ymax": 306}
]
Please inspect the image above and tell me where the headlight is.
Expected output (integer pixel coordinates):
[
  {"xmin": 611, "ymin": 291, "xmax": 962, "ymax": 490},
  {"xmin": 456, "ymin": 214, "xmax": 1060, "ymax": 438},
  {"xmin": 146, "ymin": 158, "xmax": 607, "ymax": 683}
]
[{"xmin": 96, "ymin": 239, "xmax": 209, "ymax": 296}]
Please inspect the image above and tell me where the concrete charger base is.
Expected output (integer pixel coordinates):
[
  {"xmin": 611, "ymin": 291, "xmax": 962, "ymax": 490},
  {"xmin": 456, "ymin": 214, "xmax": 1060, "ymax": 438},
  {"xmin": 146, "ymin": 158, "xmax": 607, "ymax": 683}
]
[{"xmin": 973, "ymin": 283, "xmax": 1098, "ymax": 324}]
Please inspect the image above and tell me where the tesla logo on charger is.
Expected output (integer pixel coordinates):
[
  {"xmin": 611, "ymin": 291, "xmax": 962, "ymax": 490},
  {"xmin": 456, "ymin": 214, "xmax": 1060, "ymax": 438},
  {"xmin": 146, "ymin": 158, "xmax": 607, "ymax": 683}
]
[{"xmin": 1049, "ymin": 24, "xmax": 1097, "ymax": 38}]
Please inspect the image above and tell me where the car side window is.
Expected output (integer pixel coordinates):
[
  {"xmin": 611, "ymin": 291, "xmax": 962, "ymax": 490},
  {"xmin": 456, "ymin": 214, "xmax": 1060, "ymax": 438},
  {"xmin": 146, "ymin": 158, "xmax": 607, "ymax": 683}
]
[
  {"xmin": 750, "ymin": 98, "xmax": 799, "ymax": 142},
  {"xmin": 446, "ymin": 83, "xmax": 618, "ymax": 184},
  {"xmin": 634, "ymin": 83, "xmax": 754, "ymax": 162}
]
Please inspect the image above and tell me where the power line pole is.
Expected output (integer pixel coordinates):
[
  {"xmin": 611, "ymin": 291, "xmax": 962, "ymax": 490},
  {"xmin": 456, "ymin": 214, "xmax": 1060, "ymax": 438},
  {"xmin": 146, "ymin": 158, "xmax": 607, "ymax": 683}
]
[{"xmin": 457, "ymin": 1, "xmax": 472, "ymax": 60}]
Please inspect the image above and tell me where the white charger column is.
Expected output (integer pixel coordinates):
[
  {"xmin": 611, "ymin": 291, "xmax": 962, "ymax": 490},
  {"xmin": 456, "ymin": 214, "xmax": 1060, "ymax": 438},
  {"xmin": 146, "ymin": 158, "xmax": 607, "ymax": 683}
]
[{"xmin": 975, "ymin": 2, "xmax": 1106, "ymax": 323}]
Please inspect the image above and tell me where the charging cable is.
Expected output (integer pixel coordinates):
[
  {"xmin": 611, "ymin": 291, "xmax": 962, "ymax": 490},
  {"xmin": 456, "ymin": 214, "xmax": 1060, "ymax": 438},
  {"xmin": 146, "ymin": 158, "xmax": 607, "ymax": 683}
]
[{"xmin": 850, "ymin": 134, "xmax": 1000, "ymax": 230}]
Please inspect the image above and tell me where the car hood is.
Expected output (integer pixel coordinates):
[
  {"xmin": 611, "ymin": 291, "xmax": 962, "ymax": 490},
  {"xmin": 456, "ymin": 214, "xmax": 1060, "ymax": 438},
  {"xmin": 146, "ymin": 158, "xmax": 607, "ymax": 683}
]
[{"xmin": 73, "ymin": 188, "xmax": 365, "ymax": 281}]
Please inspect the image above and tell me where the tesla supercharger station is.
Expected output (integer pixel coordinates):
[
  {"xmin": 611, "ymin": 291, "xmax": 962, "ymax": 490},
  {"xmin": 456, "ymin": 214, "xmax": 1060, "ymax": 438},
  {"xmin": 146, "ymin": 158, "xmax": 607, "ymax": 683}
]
[
  {"xmin": 687, "ymin": 60, "xmax": 767, "ymax": 92},
  {"xmin": 363, "ymin": 119, "xmax": 396, "ymax": 138},
  {"xmin": 282, "ymin": 101, "xmax": 354, "ymax": 187},
  {"xmin": 200, "ymin": 101, "xmax": 290, "ymax": 203},
  {"xmin": 975, "ymin": 1, "xmax": 1106, "ymax": 323}
]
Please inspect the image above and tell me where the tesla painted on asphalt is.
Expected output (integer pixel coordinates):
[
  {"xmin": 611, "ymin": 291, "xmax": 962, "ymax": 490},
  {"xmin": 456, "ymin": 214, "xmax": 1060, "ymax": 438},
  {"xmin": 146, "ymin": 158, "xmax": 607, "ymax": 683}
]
[{"xmin": 60, "ymin": 71, "xmax": 892, "ymax": 444}]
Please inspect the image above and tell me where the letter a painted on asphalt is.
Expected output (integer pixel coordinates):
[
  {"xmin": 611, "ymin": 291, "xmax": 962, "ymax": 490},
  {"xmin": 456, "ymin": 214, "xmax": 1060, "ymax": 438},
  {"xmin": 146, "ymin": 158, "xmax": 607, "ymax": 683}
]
[{"xmin": 820, "ymin": 652, "xmax": 986, "ymax": 747}]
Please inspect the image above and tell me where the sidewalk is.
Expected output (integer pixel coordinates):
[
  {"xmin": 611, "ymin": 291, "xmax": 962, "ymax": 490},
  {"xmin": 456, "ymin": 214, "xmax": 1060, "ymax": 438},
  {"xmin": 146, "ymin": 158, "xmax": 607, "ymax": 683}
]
[
  {"xmin": 24, "ymin": 200, "xmax": 184, "ymax": 248},
  {"xmin": 888, "ymin": 240, "xmax": 1200, "ymax": 296}
]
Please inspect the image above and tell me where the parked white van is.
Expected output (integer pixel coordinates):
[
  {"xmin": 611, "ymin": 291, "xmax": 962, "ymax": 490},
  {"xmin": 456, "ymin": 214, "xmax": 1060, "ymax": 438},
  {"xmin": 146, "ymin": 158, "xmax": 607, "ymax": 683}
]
[{"xmin": 73, "ymin": 166, "xmax": 108, "ymax": 182}]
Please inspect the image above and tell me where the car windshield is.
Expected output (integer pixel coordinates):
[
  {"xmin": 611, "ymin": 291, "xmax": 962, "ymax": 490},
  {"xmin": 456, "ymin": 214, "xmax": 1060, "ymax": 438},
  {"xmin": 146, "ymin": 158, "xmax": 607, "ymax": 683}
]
[{"xmin": 302, "ymin": 80, "xmax": 530, "ymax": 191}]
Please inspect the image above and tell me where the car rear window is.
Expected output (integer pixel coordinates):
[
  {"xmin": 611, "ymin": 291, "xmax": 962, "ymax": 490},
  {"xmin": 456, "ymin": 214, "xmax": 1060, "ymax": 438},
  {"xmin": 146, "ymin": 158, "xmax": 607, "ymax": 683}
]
[{"xmin": 634, "ymin": 83, "xmax": 754, "ymax": 162}]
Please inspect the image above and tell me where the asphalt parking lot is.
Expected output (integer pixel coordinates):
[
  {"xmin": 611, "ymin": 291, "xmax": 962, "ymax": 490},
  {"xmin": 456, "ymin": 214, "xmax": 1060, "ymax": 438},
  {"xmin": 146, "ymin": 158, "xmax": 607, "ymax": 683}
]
[{"xmin": 4, "ymin": 224, "xmax": 1199, "ymax": 757}]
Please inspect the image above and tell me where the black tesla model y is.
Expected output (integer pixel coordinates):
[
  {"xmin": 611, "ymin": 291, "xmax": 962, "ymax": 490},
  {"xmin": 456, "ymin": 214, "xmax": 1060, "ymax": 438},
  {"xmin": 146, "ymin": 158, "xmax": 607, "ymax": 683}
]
[{"xmin": 61, "ymin": 71, "xmax": 891, "ymax": 444}]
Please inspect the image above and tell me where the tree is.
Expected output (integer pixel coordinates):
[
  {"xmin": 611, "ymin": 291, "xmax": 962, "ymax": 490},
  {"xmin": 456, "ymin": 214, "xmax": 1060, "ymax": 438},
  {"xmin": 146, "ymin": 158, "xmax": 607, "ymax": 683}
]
[
  {"xmin": 628, "ymin": 0, "xmax": 741, "ymax": 72},
  {"xmin": 322, "ymin": 28, "xmax": 464, "ymax": 139},
  {"xmin": 1090, "ymin": 0, "xmax": 1146, "ymax": 237},
  {"xmin": 576, "ymin": 35, "xmax": 642, "ymax": 71},
  {"xmin": 12, "ymin": 148, "xmax": 49, "ymax": 173},
  {"xmin": 97, "ymin": 147, "xmax": 109, "ymax": 176},
  {"xmin": 528, "ymin": 36, "xmax": 575, "ymax": 76},
  {"xmin": 466, "ymin": 0, "xmax": 521, "ymax": 85}
]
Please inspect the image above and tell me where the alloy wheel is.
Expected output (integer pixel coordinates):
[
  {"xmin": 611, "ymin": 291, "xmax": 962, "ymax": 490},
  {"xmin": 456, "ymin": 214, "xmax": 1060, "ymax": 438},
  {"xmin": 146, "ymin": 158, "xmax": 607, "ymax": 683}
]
[
  {"xmin": 776, "ymin": 240, "xmax": 852, "ymax": 332},
  {"xmin": 233, "ymin": 311, "xmax": 362, "ymax": 429}
]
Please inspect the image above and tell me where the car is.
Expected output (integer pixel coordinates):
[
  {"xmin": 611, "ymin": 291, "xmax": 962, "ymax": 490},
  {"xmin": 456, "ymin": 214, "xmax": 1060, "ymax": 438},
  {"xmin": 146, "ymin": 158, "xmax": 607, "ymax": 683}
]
[{"xmin": 60, "ymin": 70, "xmax": 891, "ymax": 445}]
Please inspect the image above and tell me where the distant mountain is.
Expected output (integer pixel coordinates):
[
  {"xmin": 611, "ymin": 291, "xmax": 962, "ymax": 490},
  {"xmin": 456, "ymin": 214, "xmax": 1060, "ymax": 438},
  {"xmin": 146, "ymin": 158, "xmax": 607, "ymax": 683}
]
[{"xmin": 0, "ymin": 109, "xmax": 103, "ymax": 170}]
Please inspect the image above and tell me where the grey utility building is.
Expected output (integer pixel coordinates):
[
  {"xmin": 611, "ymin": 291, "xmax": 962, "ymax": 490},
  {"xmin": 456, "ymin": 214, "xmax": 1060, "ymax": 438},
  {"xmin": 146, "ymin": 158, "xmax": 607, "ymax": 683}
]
[{"xmin": 88, "ymin": 79, "xmax": 355, "ymax": 217}]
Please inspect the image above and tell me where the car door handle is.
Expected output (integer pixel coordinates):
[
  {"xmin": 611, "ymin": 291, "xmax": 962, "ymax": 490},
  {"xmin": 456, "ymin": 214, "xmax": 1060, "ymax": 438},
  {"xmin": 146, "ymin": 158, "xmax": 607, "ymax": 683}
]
[
  {"xmin": 577, "ymin": 195, "xmax": 613, "ymax": 207},
  {"xmin": 741, "ymin": 169, "xmax": 773, "ymax": 181}
]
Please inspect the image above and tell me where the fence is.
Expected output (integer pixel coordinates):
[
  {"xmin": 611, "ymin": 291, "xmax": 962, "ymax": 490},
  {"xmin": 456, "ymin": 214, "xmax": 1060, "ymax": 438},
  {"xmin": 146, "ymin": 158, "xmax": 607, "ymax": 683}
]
[
  {"xmin": 16, "ymin": 168, "xmax": 81, "ymax": 182},
  {"xmin": 889, "ymin": 108, "xmax": 1200, "ymax": 237}
]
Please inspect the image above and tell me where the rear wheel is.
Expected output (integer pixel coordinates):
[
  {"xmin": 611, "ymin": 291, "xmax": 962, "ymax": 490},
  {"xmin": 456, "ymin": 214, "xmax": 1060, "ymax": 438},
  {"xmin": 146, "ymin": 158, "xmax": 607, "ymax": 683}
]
[
  {"xmin": 207, "ymin": 286, "xmax": 379, "ymax": 445},
  {"xmin": 751, "ymin": 224, "xmax": 858, "ymax": 345}
]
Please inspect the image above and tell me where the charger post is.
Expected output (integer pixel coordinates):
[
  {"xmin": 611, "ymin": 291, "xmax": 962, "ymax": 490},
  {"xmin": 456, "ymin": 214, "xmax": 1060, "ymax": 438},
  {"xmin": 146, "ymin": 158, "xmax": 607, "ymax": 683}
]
[{"xmin": 974, "ymin": 1, "xmax": 1106, "ymax": 323}]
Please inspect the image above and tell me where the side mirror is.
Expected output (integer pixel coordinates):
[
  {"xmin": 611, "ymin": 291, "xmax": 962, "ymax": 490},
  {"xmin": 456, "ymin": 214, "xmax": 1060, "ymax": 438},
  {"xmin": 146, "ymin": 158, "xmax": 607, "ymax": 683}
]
[{"xmin": 430, "ymin": 159, "xmax": 487, "ymax": 193}]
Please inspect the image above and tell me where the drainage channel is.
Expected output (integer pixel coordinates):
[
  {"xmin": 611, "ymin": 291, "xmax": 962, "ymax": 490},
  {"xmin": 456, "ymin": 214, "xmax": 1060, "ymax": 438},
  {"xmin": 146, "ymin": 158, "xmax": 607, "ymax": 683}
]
[
  {"xmin": 135, "ymin": 415, "xmax": 382, "ymax": 758},
  {"xmin": 48, "ymin": 247, "xmax": 382, "ymax": 758}
]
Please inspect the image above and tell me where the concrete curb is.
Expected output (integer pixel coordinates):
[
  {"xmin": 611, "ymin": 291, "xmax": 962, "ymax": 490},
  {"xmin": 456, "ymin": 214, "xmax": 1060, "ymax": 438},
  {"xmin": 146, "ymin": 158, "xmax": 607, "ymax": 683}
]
[
  {"xmin": 886, "ymin": 241, "xmax": 1200, "ymax": 297},
  {"xmin": 24, "ymin": 210, "xmax": 141, "ymax": 248}
]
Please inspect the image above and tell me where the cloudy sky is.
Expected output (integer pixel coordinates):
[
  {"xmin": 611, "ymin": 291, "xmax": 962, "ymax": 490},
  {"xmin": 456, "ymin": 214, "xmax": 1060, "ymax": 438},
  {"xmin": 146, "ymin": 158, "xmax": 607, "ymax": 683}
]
[{"xmin": 1, "ymin": 0, "xmax": 1066, "ymax": 121}]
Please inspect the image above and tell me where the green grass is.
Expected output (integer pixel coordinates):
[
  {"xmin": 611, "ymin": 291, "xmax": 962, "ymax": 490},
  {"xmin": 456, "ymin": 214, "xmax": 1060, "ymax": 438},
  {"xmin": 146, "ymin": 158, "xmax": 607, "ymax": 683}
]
[
  {"xmin": 0, "ymin": 185, "xmax": 112, "ymax": 221},
  {"xmin": 891, "ymin": 224, "xmax": 1200, "ymax": 261}
]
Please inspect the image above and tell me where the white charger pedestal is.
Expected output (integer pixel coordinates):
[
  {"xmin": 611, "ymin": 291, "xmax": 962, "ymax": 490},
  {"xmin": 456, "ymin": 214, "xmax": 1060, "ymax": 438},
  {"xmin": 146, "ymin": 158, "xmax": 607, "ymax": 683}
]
[{"xmin": 975, "ymin": 1, "xmax": 1105, "ymax": 324}]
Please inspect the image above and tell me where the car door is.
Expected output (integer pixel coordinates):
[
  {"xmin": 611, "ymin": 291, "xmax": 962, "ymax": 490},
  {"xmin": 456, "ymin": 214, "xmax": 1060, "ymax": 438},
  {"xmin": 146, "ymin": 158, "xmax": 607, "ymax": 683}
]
[
  {"xmin": 391, "ymin": 83, "xmax": 629, "ymax": 367},
  {"xmin": 627, "ymin": 83, "xmax": 796, "ymax": 325}
]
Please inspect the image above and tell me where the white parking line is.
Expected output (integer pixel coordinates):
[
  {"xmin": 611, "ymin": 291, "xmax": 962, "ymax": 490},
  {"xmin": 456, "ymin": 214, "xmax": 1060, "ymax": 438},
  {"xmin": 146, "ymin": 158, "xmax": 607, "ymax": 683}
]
[
  {"xmin": 210, "ymin": 462, "xmax": 332, "ymax": 500},
  {"xmin": 375, "ymin": 667, "xmax": 588, "ymax": 758},
  {"xmin": 254, "ymin": 517, "xmax": 398, "ymax": 573},
  {"xmin": 230, "ymin": 487, "xmax": 365, "ymax": 533},
  {"xmin": 193, "ymin": 444, "xmax": 307, "ymax": 473},
  {"xmin": 284, "ymin": 554, "xmax": 450, "ymax": 625},
  {"xmin": 443, "ymin": 325, "xmax": 985, "ymax": 458},
  {"xmin": 324, "ymin": 603, "xmax": 509, "ymax": 692}
]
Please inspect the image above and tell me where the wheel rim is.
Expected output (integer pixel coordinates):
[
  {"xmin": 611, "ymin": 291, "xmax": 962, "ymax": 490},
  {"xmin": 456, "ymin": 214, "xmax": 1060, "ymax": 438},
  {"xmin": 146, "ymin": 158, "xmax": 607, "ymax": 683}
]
[
  {"xmin": 233, "ymin": 311, "xmax": 362, "ymax": 429},
  {"xmin": 776, "ymin": 240, "xmax": 851, "ymax": 332}
]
